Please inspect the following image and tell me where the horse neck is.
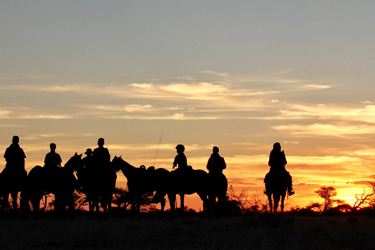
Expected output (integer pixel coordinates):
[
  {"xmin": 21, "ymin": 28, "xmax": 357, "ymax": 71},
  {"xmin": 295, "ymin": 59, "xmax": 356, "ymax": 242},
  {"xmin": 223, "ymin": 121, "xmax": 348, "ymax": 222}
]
[
  {"xmin": 117, "ymin": 160, "xmax": 135, "ymax": 178},
  {"xmin": 65, "ymin": 159, "xmax": 80, "ymax": 173}
]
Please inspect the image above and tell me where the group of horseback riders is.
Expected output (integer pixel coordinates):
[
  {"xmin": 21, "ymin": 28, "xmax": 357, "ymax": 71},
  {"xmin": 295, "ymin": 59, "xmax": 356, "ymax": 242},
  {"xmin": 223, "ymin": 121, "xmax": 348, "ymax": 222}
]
[
  {"xmin": 3, "ymin": 136, "xmax": 111, "ymax": 173},
  {"xmin": 2, "ymin": 135, "xmax": 294, "ymax": 207},
  {"xmin": 172, "ymin": 144, "xmax": 226, "ymax": 176},
  {"xmin": 43, "ymin": 138, "xmax": 111, "ymax": 172}
]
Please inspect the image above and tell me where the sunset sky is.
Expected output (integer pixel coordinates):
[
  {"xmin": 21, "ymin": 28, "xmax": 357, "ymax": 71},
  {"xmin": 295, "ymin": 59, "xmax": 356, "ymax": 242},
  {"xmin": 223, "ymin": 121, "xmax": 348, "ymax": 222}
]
[{"xmin": 1, "ymin": 1, "xmax": 375, "ymax": 211}]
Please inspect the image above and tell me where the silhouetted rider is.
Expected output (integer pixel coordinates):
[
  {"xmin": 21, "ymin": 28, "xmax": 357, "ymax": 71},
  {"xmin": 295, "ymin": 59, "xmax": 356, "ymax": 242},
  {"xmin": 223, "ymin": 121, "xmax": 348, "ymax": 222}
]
[
  {"xmin": 264, "ymin": 142, "xmax": 294, "ymax": 196},
  {"xmin": 44, "ymin": 143, "xmax": 62, "ymax": 169},
  {"xmin": 173, "ymin": 144, "xmax": 188, "ymax": 171},
  {"xmin": 4, "ymin": 135, "xmax": 26, "ymax": 174},
  {"xmin": 92, "ymin": 138, "xmax": 111, "ymax": 169},
  {"xmin": 206, "ymin": 146, "xmax": 226, "ymax": 175},
  {"xmin": 82, "ymin": 148, "xmax": 93, "ymax": 169}
]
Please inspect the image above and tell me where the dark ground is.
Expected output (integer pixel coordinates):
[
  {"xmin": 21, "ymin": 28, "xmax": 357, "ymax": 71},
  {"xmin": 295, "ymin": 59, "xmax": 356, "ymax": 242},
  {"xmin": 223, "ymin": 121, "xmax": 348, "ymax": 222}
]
[{"xmin": 0, "ymin": 214, "xmax": 374, "ymax": 250}]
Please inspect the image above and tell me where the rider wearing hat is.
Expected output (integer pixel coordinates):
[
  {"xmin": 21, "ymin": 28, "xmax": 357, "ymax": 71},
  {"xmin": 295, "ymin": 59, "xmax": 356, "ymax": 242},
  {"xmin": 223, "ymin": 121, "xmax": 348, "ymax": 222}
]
[
  {"xmin": 173, "ymin": 144, "xmax": 188, "ymax": 171},
  {"xmin": 82, "ymin": 148, "xmax": 93, "ymax": 169}
]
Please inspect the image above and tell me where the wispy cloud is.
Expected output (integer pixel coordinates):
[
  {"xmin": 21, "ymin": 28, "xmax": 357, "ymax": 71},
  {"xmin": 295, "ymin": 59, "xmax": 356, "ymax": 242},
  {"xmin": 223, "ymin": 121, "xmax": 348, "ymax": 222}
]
[
  {"xmin": 199, "ymin": 70, "xmax": 229, "ymax": 77},
  {"xmin": 100, "ymin": 113, "xmax": 221, "ymax": 120},
  {"xmin": 0, "ymin": 109, "xmax": 11, "ymax": 118},
  {"xmin": 279, "ymin": 104, "xmax": 375, "ymax": 123},
  {"xmin": 84, "ymin": 104, "xmax": 153, "ymax": 113},
  {"xmin": 0, "ymin": 72, "xmax": 347, "ymax": 122},
  {"xmin": 272, "ymin": 123, "xmax": 375, "ymax": 137},
  {"xmin": 17, "ymin": 114, "xmax": 74, "ymax": 119},
  {"xmin": 0, "ymin": 75, "xmax": 53, "ymax": 80},
  {"xmin": 304, "ymin": 85, "xmax": 331, "ymax": 90}
]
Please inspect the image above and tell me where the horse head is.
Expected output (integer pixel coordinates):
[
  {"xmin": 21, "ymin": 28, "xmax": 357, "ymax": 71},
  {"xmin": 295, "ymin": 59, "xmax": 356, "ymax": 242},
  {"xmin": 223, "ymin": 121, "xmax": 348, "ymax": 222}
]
[{"xmin": 65, "ymin": 153, "xmax": 83, "ymax": 172}]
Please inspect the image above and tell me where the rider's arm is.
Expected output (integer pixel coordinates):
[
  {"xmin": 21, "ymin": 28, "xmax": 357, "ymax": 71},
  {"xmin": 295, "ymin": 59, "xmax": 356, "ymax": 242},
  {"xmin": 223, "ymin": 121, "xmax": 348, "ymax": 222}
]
[
  {"xmin": 281, "ymin": 151, "xmax": 287, "ymax": 165},
  {"xmin": 173, "ymin": 155, "xmax": 178, "ymax": 168},
  {"xmin": 222, "ymin": 157, "xmax": 226, "ymax": 170}
]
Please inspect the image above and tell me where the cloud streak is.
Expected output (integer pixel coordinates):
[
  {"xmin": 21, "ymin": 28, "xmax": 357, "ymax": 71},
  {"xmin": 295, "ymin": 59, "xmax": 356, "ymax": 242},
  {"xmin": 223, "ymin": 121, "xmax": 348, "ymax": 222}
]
[{"xmin": 272, "ymin": 123, "xmax": 375, "ymax": 137}]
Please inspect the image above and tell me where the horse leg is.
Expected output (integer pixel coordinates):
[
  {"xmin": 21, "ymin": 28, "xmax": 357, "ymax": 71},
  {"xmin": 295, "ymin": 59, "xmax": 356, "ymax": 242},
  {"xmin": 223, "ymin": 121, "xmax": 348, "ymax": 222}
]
[
  {"xmin": 54, "ymin": 194, "xmax": 62, "ymax": 218},
  {"xmin": 11, "ymin": 191, "xmax": 18, "ymax": 212},
  {"xmin": 130, "ymin": 198, "xmax": 136, "ymax": 219},
  {"xmin": 20, "ymin": 198, "xmax": 30, "ymax": 219},
  {"xmin": 94, "ymin": 196, "xmax": 100, "ymax": 213},
  {"xmin": 31, "ymin": 196, "xmax": 41, "ymax": 218},
  {"xmin": 180, "ymin": 194, "xmax": 185, "ymax": 212},
  {"xmin": 152, "ymin": 191, "xmax": 166, "ymax": 212},
  {"xmin": 88, "ymin": 198, "xmax": 94, "ymax": 219},
  {"xmin": 273, "ymin": 194, "xmax": 280, "ymax": 213},
  {"xmin": 267, "ymin": 194, "xmax": 273, "ymax": 213},
  {"xmin": 167, "ymin": 193, "xmax": 176, "ymax": 217},
  {"xmin": 217, "ymin": 193, "xmax": 227, "ymax": 216},
  {"xmin": 102, "ymin": 194, "xmax": 111, "ymax": 219},
  {"xmin": 160, "ymin": 198, "xmax": 165, "ymax": 212},
  {"xmin": 68, "ymin": 194, "xmax": 75, "ymax": 218},
  {"xmin": 106, "ymin": 192, "xmax": 112, "ymax": 218},
  {"xmin": 198, "ymin": 192, "xmax": 209, "ymax": 217},
  {"xmin": 2, "ymin": 193, "xmax": 10, "ymax": 212},
  {"xmin": 280, "ymin": 193, "xmax": 286, "ymax": 213},
  {"xmin": 208, "ymin": 195, "xmax": 213, "ymax": 215},
  {"xmin": 109, "ymin": 191, "xmax": 113, "ymax": 212},
  {"xmin": 102, "ymin": 199, "xmax": 108, "ymax": 218},
  {"xmin": 101, "ymin": 195, "xmax": 107, "ymax": 214}
]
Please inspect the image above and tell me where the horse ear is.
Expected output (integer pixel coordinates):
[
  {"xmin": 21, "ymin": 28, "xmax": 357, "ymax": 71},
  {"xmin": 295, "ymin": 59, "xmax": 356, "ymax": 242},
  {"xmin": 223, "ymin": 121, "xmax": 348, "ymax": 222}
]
[
  {"xmin": 75, "ymin": 152, "xmax": 77, "ymax": 156},
  {"xmin": 79, "ymin": 153, "xmax": 82, "ymax": 157},
  {"xmin": 120, "ymin": 155, "xmax": 122, "ymax": 159}
]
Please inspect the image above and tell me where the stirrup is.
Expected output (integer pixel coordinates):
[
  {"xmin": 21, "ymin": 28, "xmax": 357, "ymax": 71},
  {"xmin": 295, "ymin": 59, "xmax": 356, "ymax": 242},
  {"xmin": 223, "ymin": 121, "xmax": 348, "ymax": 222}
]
[{"xmin": 289, "ymin": 189, "xmax": 295, "ymax": 196}]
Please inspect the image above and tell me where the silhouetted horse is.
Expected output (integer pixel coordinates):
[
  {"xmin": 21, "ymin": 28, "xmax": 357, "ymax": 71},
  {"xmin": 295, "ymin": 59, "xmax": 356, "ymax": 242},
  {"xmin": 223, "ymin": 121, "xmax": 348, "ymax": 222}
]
[
  {"xmin": 20, "ymin": 155, "xmax": 79, "ymax": 218},
  {"xmin": 112, "ymin": 156, "xmax": 169, "ymax": 214},
  {"xmin": 167, "ymin": 169, "xmax": 228, "ymax": 216},
  {"xmin": 112, "ymin": 156, "xmax": 228, "ymax": 216},
  {"xmin": 74, "ymin": 155, "xmax": 117, "ymax": 218},
  {"xmin": 264, "ymin": 171, "xmax": 288, "ymax": 213},
  {"xmin": 207, "ymin": 173, "xmax": 228, "ymax": 215},
  {"xmin": 0, "ymin": 166, "xmax": 27, "ymax": 212},
  {"xmin": 167, "ymin": 169, "xmax": 220, "ymax": 213}
]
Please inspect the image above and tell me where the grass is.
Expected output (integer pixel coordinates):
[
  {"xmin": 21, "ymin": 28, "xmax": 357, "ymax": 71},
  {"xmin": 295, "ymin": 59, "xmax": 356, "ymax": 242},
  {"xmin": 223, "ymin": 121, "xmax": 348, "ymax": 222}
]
[{"xmin": 0, "ymin": 213, "xmax": 374, "ymax": 250}]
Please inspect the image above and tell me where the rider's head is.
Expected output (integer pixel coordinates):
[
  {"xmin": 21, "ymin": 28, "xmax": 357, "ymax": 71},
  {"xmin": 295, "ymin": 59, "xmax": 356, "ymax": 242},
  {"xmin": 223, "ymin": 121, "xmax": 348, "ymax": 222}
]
[
  {"xmin": 213, "ymin": 146, "xmax": 219, "ymax": 154},
  {"xmin": 50, "ymin": 143, "xmax": 56, "ymax": 151},
  {"xmin": 85, "ymin": 148, "xmax": 92, "ymax": 155},
  {"xmin": 273, "ymin": 142, "xmax": 281, "ymax": 151},
  {"xmin": 98, "ymin": 138, "xmax": 105, "ymax": 147},
  {"xmin": 175, "ymin": 144, "xmax": 185, "ymax": 153},
  {"xmin": 12, "ymin": 135, "xmax": 19, "ymax": 144}
]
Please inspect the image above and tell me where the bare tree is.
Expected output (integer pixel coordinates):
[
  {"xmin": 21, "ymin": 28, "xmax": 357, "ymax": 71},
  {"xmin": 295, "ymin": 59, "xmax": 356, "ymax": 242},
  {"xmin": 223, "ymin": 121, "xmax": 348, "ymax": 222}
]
[
  {"xmin": 227, "ymin": 185, "xmax": 268, "ymax": 213},
  {"xmin": 112, "ymin": 187, "xmax": 155, "ymax": 212},
  {"xmin": 352, "ymin": 181, "xmax": 375, "ymax": 212},
  {"xmin": 73, "ymin": 191, "xmax": 88, "ymax": 210},
  {"xmin": 315, "ymin": 186, "xmax": 338, "ymax": 213},
  {"xmin": 112, "ymin": 187, "xmax": 132, "ymax": 210}
]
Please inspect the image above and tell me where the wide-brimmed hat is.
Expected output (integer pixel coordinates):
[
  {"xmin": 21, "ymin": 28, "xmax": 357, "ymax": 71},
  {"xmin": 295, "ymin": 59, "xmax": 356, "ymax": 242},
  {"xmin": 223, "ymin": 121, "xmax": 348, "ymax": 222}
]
[{"xmin": 85, "ymin": 148, "xmax": 93, "ymax": 155}]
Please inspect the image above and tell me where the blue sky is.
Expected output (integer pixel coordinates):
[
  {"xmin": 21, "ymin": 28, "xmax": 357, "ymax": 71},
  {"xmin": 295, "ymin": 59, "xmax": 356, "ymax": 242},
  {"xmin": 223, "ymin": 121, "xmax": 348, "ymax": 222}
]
[{"xmin": 1, "ymin": 1, "xmax": 375, "ymax": 210}]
